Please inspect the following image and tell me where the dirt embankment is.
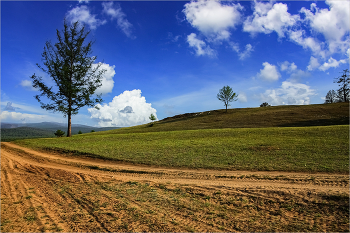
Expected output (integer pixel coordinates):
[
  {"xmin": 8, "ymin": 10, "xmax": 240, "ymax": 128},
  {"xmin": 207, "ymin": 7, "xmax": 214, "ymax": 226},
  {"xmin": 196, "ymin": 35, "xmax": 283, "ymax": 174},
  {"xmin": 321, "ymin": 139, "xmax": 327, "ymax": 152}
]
[{"xmin": 1, "ymin": 142, "xmax": 349, "ymax": 232}]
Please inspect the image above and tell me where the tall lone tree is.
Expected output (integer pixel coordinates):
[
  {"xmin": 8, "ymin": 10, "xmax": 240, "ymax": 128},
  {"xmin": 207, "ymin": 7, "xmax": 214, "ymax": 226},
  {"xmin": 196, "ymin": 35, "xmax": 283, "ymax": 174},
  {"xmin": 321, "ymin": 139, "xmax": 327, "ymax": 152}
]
[
  {"xmin": 334, "ymin": 69, "xmax": 349, "ymax": 102},
  {"xmin": 31, "ymin": 20, "xmax": 106, "ymax": 137},
  {"xmin": 217, "ymin": 85, "xmax": 238, "ymax": 112}
]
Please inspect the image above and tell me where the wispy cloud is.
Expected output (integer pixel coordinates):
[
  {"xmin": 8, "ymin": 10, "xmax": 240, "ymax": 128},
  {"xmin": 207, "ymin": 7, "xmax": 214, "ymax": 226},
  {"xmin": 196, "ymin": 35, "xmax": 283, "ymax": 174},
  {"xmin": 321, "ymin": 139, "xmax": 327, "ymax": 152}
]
[
  {"xmin": 187, "ymin": 33, "xmax": 216, "ymax": 57},
  {"xmin": 102, "ymin": 2, "xmax": 135, "ymax": 39}
]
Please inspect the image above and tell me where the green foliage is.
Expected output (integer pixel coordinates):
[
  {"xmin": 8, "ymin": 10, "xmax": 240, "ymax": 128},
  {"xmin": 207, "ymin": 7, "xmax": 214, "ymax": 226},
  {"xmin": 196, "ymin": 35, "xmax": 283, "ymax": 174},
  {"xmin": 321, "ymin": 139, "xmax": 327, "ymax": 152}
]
[
  {"xmin": 30, "ymin": 20, "xmax": 106, "ymax": 137},
  {"xmin": 78, "ymin": 130, "xmax": 82, "ymax": 134},
  {"xmin": 149, "ymin": 113, "xmax": 157, "ymax": 127},
  {"xmin": 54, "ymin": 129, "xmax": 65, "ymax": 137},
  {"xmin": 91, "ymin": 130, "xmax": 95, "ymax": 132},
  {"xmin": 260, "ymin": 102, "xmax": 270, "ymax": 107},
  {"xmin": 149, "ymin": 113, "xmax": 156, "ymax": 121},
  {"xmin": 217, "ymin": 86, "xmax": 238, "ymax": 112}
]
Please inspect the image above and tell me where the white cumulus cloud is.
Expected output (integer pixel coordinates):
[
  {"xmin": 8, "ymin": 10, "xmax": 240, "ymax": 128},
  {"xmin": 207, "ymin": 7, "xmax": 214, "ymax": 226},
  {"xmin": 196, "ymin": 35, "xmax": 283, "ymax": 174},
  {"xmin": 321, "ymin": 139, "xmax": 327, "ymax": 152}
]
[
  {"xmin": 307, "ymin": 56, "xmax": 320, "ymax": 71},
  {"xmin": 261, "ymin": 81, "xmax": 315, "ymax": 106},
  {"xmin": 319, "ymin": 57, "xmax": 347, "ymax": 71},
  {"xmin": 183, "ymin": 0, "xmax": 242, "ymax": 41},
  {"xmin": 88, "ymin": 89, "xmax": 157, "ymax": 127},
  {"xmin": 187, "ymin": 33, "xmax": 216, "ymax": 57},
  {"xmin": 258, "ymin": 62, "xmax": 280, "ymax": 81},
  {"xmin": 288, "ymin": 30, "xmax": 326, "ymax": 58},
  {"xmin": 300, "ymin": 0, "xmax": 350, "ymax": 55},
  {"xmin": 92, "ymin": 62, "xmax": 115, "ymax": 96},
  {"xmin": 66, "ymin": 5, "xmax": 106, "ymax": 29},
  {"xmin": 102, "ymin": 2, "xmax": 134, "ymax": 39},
  {"xmin": 243, "ymin": 1, "xmax": 299, "ymax": 38}
]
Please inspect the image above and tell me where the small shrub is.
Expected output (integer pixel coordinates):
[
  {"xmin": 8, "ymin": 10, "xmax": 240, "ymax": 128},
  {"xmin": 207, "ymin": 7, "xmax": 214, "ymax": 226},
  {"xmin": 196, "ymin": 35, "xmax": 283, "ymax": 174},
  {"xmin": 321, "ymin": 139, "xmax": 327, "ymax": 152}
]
[
  {"xmin": 78, "ymin": 130, "xmax": 82, "ymax": 134},
  {"xmin": 260, "ymin": 102, "xmax": 270, "ymax": 107},
  {"xmin": 149, "ymin": 113, "xmax": 157, "ymax": 127},
  {"xmin": 54, "ymin": 129, "xmax": 65, "ymax": 137}
]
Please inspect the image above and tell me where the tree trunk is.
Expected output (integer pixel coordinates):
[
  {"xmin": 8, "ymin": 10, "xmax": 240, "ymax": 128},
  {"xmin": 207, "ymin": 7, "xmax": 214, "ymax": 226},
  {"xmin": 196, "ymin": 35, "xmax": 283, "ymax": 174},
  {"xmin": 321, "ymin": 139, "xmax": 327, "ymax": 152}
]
[
  {"xmin": 67, "ymin": 112, "xmax": 72, "ymax": 137},
  {"xmin": 225, "ymin": 104, "xmax": 228, "ymax": 113}
]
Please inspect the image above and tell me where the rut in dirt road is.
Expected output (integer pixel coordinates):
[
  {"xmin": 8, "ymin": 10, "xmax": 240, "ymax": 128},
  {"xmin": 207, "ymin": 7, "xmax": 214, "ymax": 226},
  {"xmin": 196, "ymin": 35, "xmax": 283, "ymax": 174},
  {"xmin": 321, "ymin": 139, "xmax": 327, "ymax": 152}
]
[{"xmin": 1, "ymin": 142, "xmax": 349, "ymax": 232}]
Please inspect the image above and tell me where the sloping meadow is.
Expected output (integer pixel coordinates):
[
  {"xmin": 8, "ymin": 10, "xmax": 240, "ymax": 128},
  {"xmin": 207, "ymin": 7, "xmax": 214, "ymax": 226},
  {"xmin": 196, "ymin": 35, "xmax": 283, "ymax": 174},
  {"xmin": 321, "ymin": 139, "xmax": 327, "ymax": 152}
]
[{"xmin": 16, "ymin": 125, "xmax": 349, "ymax": 173}]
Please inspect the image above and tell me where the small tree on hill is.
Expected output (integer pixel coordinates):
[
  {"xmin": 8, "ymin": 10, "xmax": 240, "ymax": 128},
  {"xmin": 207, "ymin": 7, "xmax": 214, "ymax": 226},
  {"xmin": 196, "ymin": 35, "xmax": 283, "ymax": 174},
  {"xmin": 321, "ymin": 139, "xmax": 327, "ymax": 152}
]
[
  {"xmin": 78, "ymin": 130, "xmax": 82, "ymax": 134},
  {"xmin": 149, "ymin": 113, "xmax": 157, "ymax": 127},
  {"xmin": 54, "ymin": 129, "xmax": 65, "ymax": 137},
  {"xmin": 260, "ymin": 102, "xmax": 270, "ymax": 107},
  {"xmin": 324, "ymin": 90, "xmax": 337, "ymax": 103},
  {"xmin": 30, "ymin": 20, "xmax": 106, "ymax": 137},
  {"xmin": 334, "ymin": 69, "xmax": 349, "ymax": 102},
  {"xmin": 217, "ymin": 86, "xmax": 238, "ymax": 112}
]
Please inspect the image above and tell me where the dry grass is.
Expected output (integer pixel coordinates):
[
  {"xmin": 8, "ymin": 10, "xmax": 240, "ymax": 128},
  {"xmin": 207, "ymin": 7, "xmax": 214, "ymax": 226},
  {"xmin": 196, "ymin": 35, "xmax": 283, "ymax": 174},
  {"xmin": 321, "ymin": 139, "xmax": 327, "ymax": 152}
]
[{"xmin": 93, "ymin": 102, "xmax": 349, "ymax": 135}]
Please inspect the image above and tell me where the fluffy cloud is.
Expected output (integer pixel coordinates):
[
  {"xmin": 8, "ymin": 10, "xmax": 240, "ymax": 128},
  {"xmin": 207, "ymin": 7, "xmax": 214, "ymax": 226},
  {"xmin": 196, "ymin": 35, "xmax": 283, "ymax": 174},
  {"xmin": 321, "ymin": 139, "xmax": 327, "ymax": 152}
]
[
  {"xmin": 300, "ymin": 0, "xmax": 350, "ymax": 54},
  {"xmin": 102, "ymin": 2, "xmax": 134, "ymax": 38},
  {"xmin": 288, "ymin": 30, "xmax": 326, "ymax": 58},
  {"xmin": 307, "ymin": 56, "xmax": 320, "ymax": 71},
  {"xmin": 258, "ymin": 62, "xmax": 280, "ymax": 81},
  {"xmin": 66, "ymin": 5, "xmax": 106, "ymax": 29},
  {"xmin": 319, "ymin": 57, "xmax": 347, "ymax": 71},
  {"xmin": 183, "ymin": 0, "xmax": 242, "ymax": 41},
  {"xmin": 243, "ymin": 1, "xmax": 299, "ymax": 38},
  {"xmin": 92, "ymin": 63, "xmax": 115, "ymax": 95},
  {"xmin": 280, "ymin": 61, "xmax": 297, "ymax": 72},
  {"xmin": 187, "ymin": 33, "xmax": 216, "ymax": 57},
  {"xmin": 88, "ymin": 89, "xmax": 157, "ymax": 127},
  {"xmin": 280, "ymin": 61, "xmax": 309, "ymax": 82},
  {"xmin": 261, "ymin": 81, "xmax": 315, "ymax": 105}
]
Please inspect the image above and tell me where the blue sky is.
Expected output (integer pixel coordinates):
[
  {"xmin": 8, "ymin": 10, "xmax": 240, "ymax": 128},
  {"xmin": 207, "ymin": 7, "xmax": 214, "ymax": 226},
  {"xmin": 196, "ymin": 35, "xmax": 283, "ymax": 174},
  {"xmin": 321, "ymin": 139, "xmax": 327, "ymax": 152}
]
[{"xmin": 1, "ymin": 0, "xmax": 349, "ymax": 127}]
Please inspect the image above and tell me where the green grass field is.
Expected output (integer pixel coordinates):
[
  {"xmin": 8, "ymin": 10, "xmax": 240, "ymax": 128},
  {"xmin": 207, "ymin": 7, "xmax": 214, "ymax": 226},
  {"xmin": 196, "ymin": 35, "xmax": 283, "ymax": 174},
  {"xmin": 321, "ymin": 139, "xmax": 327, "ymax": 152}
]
[{"xmin": 15, "ymin": 125, "xmax": 349, "ymax": 173}]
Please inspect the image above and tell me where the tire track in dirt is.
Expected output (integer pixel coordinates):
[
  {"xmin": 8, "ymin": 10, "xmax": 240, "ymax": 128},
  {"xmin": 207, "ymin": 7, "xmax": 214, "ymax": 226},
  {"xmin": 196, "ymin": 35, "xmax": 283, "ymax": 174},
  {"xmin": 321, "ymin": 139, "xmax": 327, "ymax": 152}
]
[
  {"xmin": 1, "ymin": 142, "xmax": 348, "ymax": 194},
  {"xmin": 1, "ymin": 149, "xmax": 73, "ymax": 232},
  {"xmin": 1, "ymin": 142, "xmax": 349, "ymax": 232}
]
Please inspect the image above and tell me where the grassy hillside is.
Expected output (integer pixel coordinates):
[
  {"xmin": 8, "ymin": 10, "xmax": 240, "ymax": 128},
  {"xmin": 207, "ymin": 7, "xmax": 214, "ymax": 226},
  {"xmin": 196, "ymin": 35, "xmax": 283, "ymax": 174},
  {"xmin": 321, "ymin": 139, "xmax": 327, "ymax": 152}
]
[
  {"xmin": 13, "ymin": 102, "xmax": 349, "ymax": 173},
  {"xmin": 93, "ymin": 102, "xmax": 349, "ymax": 135},
  {"xmin": 15, "ymin": 125, "xmax": 349, "ymax": 173}
]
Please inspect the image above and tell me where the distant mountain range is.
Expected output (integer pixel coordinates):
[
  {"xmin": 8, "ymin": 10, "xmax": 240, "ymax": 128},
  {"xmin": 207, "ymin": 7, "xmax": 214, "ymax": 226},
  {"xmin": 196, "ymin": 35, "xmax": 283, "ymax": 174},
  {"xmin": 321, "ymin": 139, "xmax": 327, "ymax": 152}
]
[{"xmin": 1, "ymin": 122, "xmax": 121, "ymax": 141}]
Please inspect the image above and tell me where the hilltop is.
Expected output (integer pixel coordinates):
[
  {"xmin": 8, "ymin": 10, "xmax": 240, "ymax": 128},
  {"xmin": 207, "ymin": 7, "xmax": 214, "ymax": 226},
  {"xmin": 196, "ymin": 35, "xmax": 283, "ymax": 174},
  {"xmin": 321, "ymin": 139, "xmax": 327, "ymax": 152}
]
[{"xmin": 95, "ymin": 102, "xmax": 349, "ymax": 135}]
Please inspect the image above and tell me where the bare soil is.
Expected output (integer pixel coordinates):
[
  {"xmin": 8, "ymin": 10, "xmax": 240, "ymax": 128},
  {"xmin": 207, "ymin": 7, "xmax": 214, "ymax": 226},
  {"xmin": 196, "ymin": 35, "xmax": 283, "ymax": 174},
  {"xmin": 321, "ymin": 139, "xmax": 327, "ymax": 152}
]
[{"xmin": 1, "ymin": 142, "xmax": 349, "ymax": 232}]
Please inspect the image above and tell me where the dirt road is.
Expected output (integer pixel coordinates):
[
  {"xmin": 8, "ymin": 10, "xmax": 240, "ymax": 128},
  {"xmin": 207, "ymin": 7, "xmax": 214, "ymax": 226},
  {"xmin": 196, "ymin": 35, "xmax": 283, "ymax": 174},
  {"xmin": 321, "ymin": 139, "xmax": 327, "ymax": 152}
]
[{"xmin": 1, "ymin": 142, "xmax": 349, "ymax": 232}]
